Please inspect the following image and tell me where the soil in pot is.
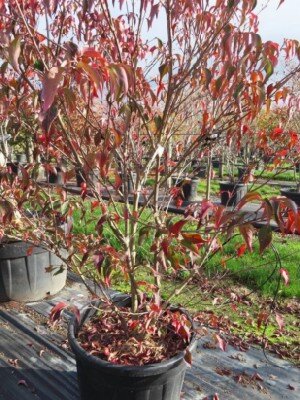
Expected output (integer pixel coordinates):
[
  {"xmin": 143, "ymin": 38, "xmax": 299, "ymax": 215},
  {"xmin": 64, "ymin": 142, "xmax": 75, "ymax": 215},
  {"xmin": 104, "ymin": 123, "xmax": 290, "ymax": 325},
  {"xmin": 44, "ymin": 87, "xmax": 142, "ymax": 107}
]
[
  {"xmin": 219, "ymin": 181, "xmax": 248, "ymax": 206},
  {"xmin": 68, "ymin": 300, "xmax": 196, "ymax": 400},
  {"xmin": 0, "ymin": 240, "xmax": 67, "ymax": 302},
  {"xmin": 172, "ymin": 177, "xmax": 200, "ymax": 203},
  {"xmin": 280, "ymin": 188, "xmax": 300, "ymax": 207}
]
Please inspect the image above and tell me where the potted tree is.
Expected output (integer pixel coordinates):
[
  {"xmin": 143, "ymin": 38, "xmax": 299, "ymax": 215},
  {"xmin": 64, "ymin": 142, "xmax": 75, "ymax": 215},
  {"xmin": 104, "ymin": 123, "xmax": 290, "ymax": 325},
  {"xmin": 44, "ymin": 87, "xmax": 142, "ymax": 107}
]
[
  {"xmin": 0, "ymin": 1, "xmax": 299, "ymax": 400},
  {"xmin": 219, "ymin": 143, "xmax": 248, "ymax": 206},
  {"xmin": 0, "ymin": 210, "xmax": 67, "ymax": 302}
]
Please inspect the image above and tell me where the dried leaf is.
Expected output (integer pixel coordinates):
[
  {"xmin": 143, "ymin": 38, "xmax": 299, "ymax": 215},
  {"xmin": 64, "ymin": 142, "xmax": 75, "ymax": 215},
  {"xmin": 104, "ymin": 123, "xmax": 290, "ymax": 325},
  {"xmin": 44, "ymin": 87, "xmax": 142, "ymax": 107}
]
[
  {"xmin": 215, "ymin": 334, "xmax": 227, "ymax": 351},
  {"xmin": 279, "ymin": 268, "xmax": 290, "ymax": 286},
  {"xmin": 7, "ymin": 37, "xmax": 21, "ymax": 72},
  {"xmin": 258, "ymin": 225, "xmax": 272, "ymax": 254},
  {"xmin": 184, "ymin": 348, "xmax": 192, "ymax": 366},
  {"xmin": 275, "ymin": 313, "xmax": 284, "ymax": 331}
]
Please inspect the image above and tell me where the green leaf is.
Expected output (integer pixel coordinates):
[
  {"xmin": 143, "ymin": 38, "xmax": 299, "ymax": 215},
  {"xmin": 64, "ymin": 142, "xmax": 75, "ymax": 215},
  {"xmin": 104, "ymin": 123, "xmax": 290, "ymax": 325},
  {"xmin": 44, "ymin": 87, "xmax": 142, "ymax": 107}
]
[
  {"xmin": 61, "ymin": 201, "xmax": 69, "ymax": 216},
  {"xmin": 233, "ymin": 82, "xmax": 244, "ymax": 100},
  {"xmin": 34, "ymin": 59, "xmax": 44, "ymax": 71},
  {"xmin": 159, "ymin": 63, "xmax": 169, "ymax": 80},
  {"xmin": 258, "ymin": 225, "xmax": 272, "ymax": 254},
  {"xmin": 264, "ymin": 59, "xmax": 274, "ymax": 81},
  {"xmin": 157, "ymin": 38, "xmax": 163, "ymax": 49}
]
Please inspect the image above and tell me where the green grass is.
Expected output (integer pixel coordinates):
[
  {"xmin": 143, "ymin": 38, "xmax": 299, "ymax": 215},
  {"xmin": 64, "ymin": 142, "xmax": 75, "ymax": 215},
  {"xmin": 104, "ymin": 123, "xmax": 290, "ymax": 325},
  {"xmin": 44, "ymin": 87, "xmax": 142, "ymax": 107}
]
[
  {"xmin": 72, "ymin": 201, "xmax": 300, "ymax": 299},
  {"xmin": 206, "ymin": 233, "xmax": 300, "ymax": 298},
  {"xmin": 253, "ymin": 168, "xmax": 297, "ymax": 182},
  {"xmin": 72, "ymin": 203, "xmax": 154, "ymax": 262}
]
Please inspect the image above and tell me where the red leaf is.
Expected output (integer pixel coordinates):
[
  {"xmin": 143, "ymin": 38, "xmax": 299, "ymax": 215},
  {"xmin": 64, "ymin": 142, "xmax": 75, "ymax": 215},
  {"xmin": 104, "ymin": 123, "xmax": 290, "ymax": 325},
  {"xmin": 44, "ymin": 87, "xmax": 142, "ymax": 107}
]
[
  {"xmin": 215, "ymin": 334, "xmax": 227, "ymax": 351},
  {"xmin": 41, "ymin": 67, "xmax": 63, "ymax": 112},
  {"xmin": 114, "ymin": 172, "xmax": 122, "ymax": 190},
  {"xmin": 279, "ymin": 268, "xmax": 290, "ymax": 286},
  {"xmin": 239, "ymin": 224, "xmax": 254, "ymax": 252},
  {"xmin": 168, "ymin": 219, "xmax": 187, "ymax": 236},
  {"xmin": 78, "ymin": 61, "xmax": 103, "ymax": 94},
  {"xmin": 236, "ymin": 243, "xmax": 247, "ymax": 257},
  {"xmin": 275, "ymin": 313, "xmax": 284, "ymax": 331},
  {"xmin": 236, "ymin": 191, "xmax": 262, "ymax": 210},
  {"xmin": 26, "ymin": 246, "xmax": 34, "ymax": 256},
  {"xmin": 71, "ymin": 306, "xmax": 80, "ymax": 324},
  {"xmin": 49, "ymin": 302, "xmax": 67, "ymax": 323}
]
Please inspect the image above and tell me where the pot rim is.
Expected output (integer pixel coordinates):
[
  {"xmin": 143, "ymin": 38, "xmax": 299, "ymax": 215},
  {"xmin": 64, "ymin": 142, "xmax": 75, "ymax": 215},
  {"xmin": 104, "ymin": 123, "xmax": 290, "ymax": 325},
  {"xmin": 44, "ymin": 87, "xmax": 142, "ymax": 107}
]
[{"xmin": 68, "ymin": 300, "xmax": 197, "ymax": 377}]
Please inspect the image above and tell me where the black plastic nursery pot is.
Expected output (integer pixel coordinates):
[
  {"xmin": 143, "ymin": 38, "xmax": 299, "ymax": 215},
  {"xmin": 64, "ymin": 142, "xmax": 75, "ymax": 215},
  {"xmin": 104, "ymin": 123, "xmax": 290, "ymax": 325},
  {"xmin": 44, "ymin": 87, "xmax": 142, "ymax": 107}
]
[
  {"xmin": 48, "ymin": 166, "xmax": 63, "ymax": 184},
  {"xmin": 0, "ymin": 240, "xmax": 67, "ymax": 302},
  {"xmin": 172, "ymin": 177, "xmax": 200, "ymax": 203},
  {"xmin": 68, "ymin": 302, "xmax": 196, "ymax": 400},
  {"xmin": 280, "ymin": 188, "xmax": 300, "ymax": 207},
  {"xmin": 119, "ymin": 172, "xmax": 137, "ymax": 194},
  {"xmin": 6, "ymin": 162, "xmax": 19, "ymax": 176},
  {"xmin": 237, "ymin": 167, "xmax": 253, "ymax": 183},
  {"xmin": 194, "ymin": 166, "xmax": 206, "ymax": 178},
  {"xmin": 16, "ymin": 154, "xmax": 27, "ymax": 164},
  {"xmin": 212, "ymin": 159, "xmax": 220, "ymax": 169},
  {"xmin": 219, "ymin": 181, "xmax": 248, "ymax": 206},
  {"xmin": 75, "ymin": 168, "xmax": 99, "ymax": 187}
]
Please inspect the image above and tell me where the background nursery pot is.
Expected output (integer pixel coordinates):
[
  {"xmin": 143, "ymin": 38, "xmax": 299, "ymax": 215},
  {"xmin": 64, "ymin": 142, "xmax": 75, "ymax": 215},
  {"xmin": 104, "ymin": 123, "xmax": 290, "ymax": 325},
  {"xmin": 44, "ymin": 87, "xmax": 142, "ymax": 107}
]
[
  {"xmin": 172, "ymin": 177, "xmax": 200, "ymax": 203},
  {"xmin": 48, "ymin": 166, "xmax": 63, "ymax": 184},
  {"xmin": 0, "ymin": 240, "xmax": 66, "ymax": 302},
  {"xmin": 280, "ymin": 188, "xmax": 300, "ymax": 207},
  {"xmin": 68, "ymin": 302, "xmax": 196, "ymax": 400},
  {"xmin": 219, "ymin": 181, "xmax": 248, "ymax": 206}
]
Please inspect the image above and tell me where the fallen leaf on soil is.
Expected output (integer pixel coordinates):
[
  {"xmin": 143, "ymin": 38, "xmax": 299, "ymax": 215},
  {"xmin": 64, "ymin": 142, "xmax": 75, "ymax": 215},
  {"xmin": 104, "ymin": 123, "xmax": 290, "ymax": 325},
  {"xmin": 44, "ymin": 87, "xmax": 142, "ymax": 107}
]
[
  {"xmin": 18, "ymin": 380, "xmax": 28, "ymax": 387},
  {"xmin": 215, "ymin": 366, "xmax": 232, "ymax": 376},
  {"xmin": 8, "ymin": 358, "xmax": 18, "ymax": 367},
  {"xmin": 184, "ymin": 349, "xmax": 192, "ymax": 366},
  {"xmin": 215, "ymin": 334, "xmax": 227, "ymax": 351},
  {"xmin": 229, "ymin": 353, "xmax": 246, "ymax": 362}
]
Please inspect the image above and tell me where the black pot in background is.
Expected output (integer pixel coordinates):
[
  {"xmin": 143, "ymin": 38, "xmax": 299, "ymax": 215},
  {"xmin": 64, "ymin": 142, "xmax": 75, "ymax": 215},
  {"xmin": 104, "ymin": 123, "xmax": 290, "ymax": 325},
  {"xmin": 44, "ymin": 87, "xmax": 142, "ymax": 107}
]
[
  {"xmin": 193, "ymin": 166, "xmax": 206, "ymax": 178},
  {"xmin": 16, "ymin": 154, "xmax": 27, "ymax": 164},
  {"xmin": 75, "ymin": 168, "xmax": 99, "ymax": 187},
  {"xmin": 6, "ymin": 162, "xmax": 19, "ymax": 176},
  {"xmin": 68, "ymin": 301, "xmax": 196, "ymax": 400},
  {"xmin": 280, "ymin": 188, "xmax": 300, "ymax": 207},
  {"xmin": 212, "ymin": 159, "xmax": 220, "ymax": 169},
  {"xmin": 219, "ymin": 181, "xmax": 248, "ymax": 206},
  {"xmin": 48, "ymin": 166, "xmax": 63, "ymax": 184},
  {"xmin": 119, "ymin": 172, "xmax": 136, "ymax": 194},
  {"xmin": 172, "ymin": 177, "xmax": 200, "ymax": 202},
  {"xmin": 0, "ymin": 240, "xmax": 67, "ymax": 302},
  {"xmin": 237, "ymin": 166, "xmax": 253, "ymax": 182}
]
